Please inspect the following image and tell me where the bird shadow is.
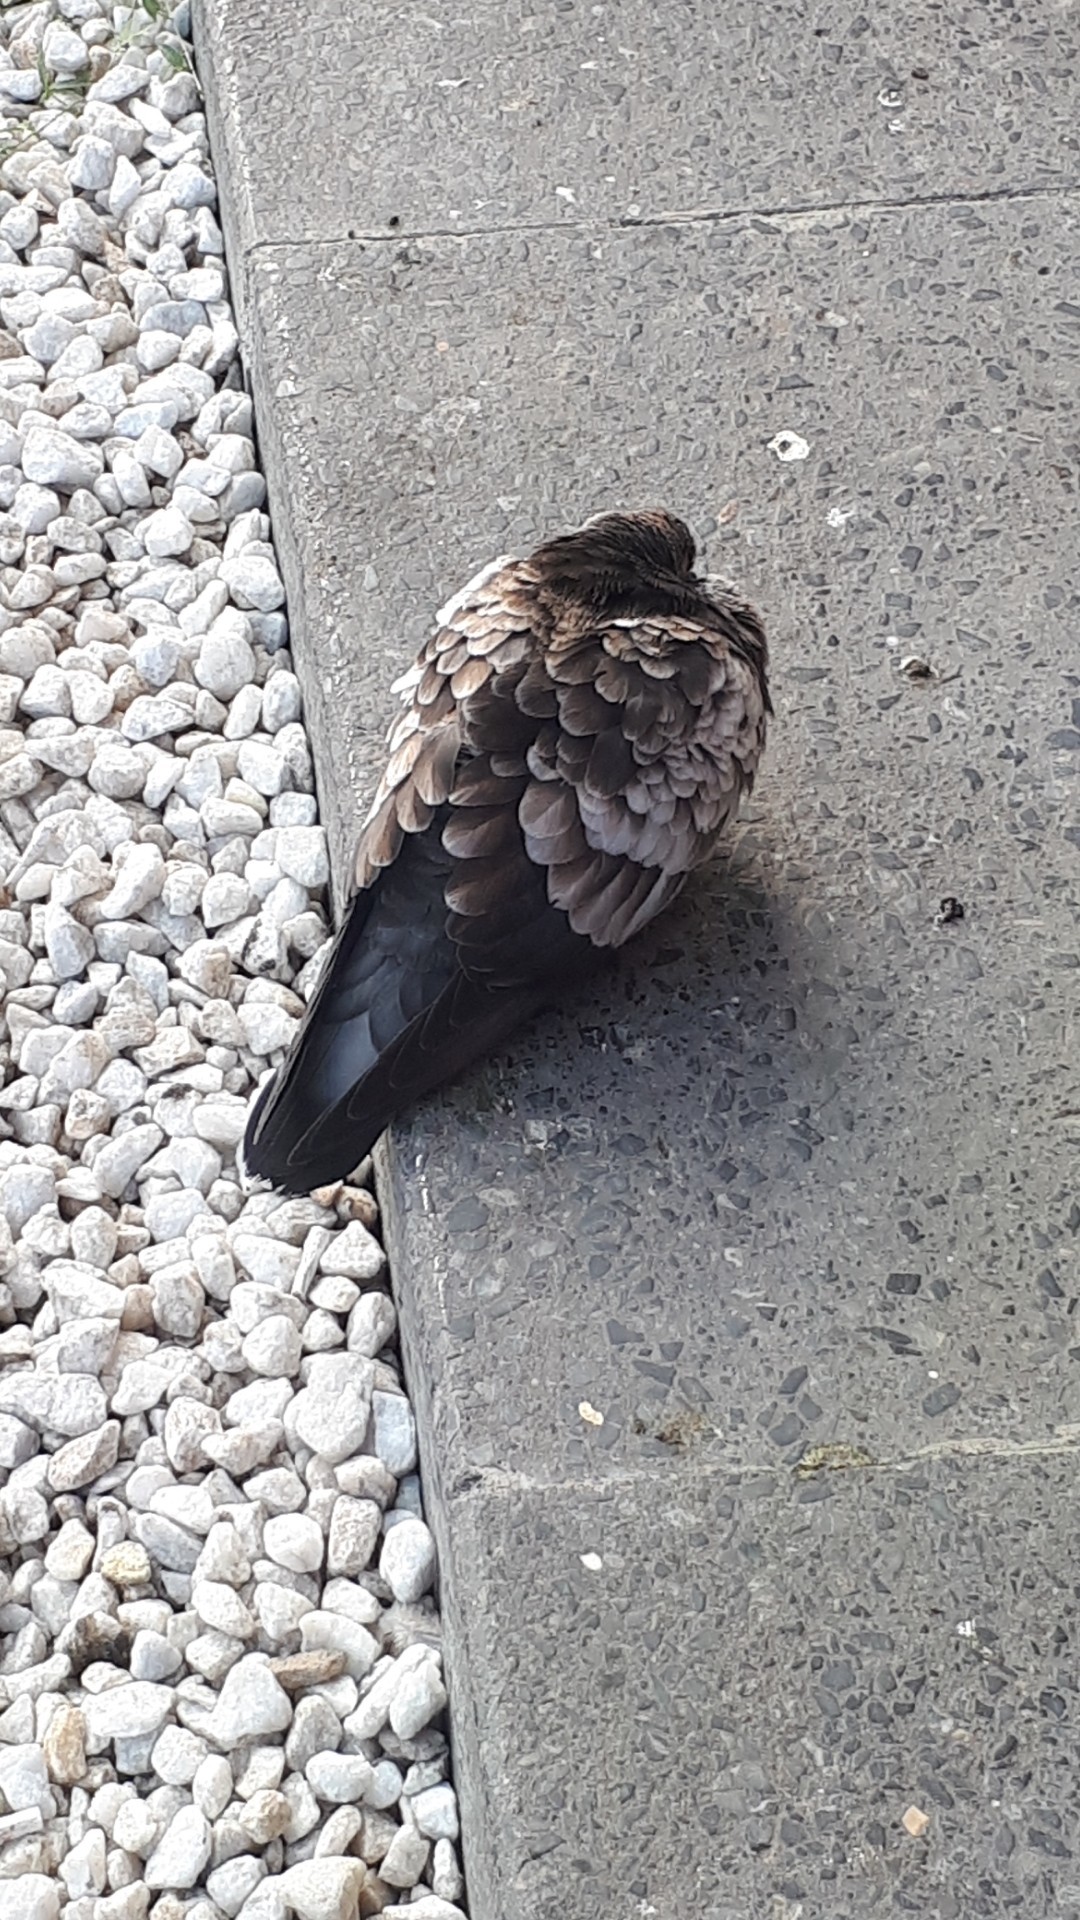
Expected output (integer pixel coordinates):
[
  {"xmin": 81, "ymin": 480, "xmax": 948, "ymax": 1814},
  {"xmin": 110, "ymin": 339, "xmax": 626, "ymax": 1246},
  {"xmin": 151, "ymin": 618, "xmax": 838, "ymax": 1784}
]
[{"xmin": 438, "ymin": 828, "xmax": 830, "ymax": 1199}]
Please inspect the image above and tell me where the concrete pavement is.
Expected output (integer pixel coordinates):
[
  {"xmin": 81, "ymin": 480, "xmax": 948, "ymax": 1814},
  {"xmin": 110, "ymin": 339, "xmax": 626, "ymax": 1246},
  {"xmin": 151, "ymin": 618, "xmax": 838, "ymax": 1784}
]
[{"xmin": 195, "ymin": 3, "xmax": 1080, "ymax": 1913}]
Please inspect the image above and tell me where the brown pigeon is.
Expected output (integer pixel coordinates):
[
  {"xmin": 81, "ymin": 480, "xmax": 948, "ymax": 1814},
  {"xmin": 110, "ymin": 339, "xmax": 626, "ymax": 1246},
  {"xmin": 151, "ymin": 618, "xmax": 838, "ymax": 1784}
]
[{"xmin": 242, "ymin": 509, "xmax": 770, "ymax": 1193}]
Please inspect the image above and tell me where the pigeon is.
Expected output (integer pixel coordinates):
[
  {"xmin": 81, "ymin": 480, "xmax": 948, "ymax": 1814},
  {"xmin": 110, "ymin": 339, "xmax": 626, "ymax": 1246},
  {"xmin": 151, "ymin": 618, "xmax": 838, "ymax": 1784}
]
[{"xmin": 242, "ymin": 508, "xmax": 771, "ymax": 1193}]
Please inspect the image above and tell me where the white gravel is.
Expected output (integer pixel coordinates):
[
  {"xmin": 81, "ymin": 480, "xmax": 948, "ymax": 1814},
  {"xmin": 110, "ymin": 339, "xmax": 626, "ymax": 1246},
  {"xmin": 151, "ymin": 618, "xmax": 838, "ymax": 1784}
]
[{"xmin": 0, "ymin": 3, "xmax": 465, "ymax": 1916}]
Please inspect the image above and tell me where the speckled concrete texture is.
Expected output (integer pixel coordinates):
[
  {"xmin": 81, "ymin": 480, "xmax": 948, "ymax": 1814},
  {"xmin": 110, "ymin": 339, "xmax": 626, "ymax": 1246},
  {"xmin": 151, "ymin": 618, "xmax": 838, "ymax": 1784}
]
[
  {"xmin": 196, "ymin": 3, "xmax": 1080, "ymax": 1914},
  {"xmin": 197, "ymin": 0, "xmax": 1080, "ymax": 240},
  {"xmin": 448, "ymin": 1453, "xmax": 1080, "ymax": 1918}
]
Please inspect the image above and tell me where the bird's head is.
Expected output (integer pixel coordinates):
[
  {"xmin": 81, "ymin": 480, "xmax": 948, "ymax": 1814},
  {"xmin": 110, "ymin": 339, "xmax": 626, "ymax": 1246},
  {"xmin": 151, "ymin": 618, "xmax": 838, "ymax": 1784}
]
[{"xmin": 528, "ymin": 508, "xmax": 703, "ymax": 620}]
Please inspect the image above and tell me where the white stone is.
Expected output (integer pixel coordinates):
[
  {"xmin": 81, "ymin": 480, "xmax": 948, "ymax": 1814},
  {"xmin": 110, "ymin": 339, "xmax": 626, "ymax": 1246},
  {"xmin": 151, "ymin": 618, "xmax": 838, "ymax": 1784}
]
[
  {"xmin": 41, "ymin": 902, "xmax": 95, "ymax": 981},
  {"xmin": 68, "ymin": 135, "xmax": 115, "ymax": 191},
  {"xmin": 343, "ymin": 1646, "xmax": 430, "ymax": 1741},
  {"xmin": 320, "ymin": 1220, "xmax": 385, "ymax": 1283},
  {"xmin": 238, "ymin": 1001, "xmax": 298, "ymax": 1055},
  {"xmin": 299, "ymin": 1610, "xmax": 378, "ymax": 1681},
  {"xmin": 0, "ymin": 1877, "xmax": 59, "ymax": 1920},
  {"xmin": 192, "ymin": 1579, "xmax": 256, "ymax": 1639},
  {"xmin": 134, "ymin": 423, "xmax": 183, "ymax": 479},
  {"xmin": 142, "ymin": 504, "xmax": 194, "ymax": 557},
  {"xmin": 131, "ymin": 1629, "xmax": 183, "ymax": 1682},
  {"xmin": 137, "ymin": 328, "xmax": 182, "ymax": 372},
  {"xmin": 0, "ymin": 1741, "xmax": 50, "ymax": 1813},
  {"xmin": 274, "ymin": 826, "xmax": 329, "ymax": 890},
  {"xmin": 45, "ymin": 1517, "xmax": 95, "ymax": 1580},
  {"xmin": 432, "ymin": 1838, "xmax": 464, "ymax": 1903},
  {"xmin": 379, "ymin": 1823, "xmax": 431, "ymax": 1889},
  {"xmin": 235, "ymin": 738, "xmax": 286, "ymax": 796},
  {"xmin": 22, "ymin": 427, "xmax": 103, "ymax": 491},
  {"xmin": 327, "ymin": 1498, "xmax": 382, "ymax": 1578},
  {"xmin": 346, "ymin": 1291, "xmax": 397, "ymax": 1358},
  {"xmin": 290, "ymin": 1353, "xmax": 375, "ymax": 1466},
  {"xmin": 389, "ymin": 1649, "xmax": 448, "ymax": 1740},
  {"xmin": 383, "ymin": 1903, "xmax": 466, "ymax": 1920},
  {"xmin": 207, "ymin": 1656, "xmax": 293, "ymax": 1746},
  {"xmin": 81, "ymin": 1682, "xmax": 175, "ymax": 1745},
  {"xmin": 25, "ymin": 313, "xmax": 76, "ymax": 364},
  {"xmin": 130, "ymin": 626, "xmax": 183, "ymax": 686},
  {"xmin": 55, "ymin": 194, "xmax": 107, "ymax": 257},
  {"xmin": 143, "ymin": 1804, "xmax": 212, "ymax": 1890},
  {"xmin": 192, "ymin": 1752, "xmax": 233, "ymax": 1821},
  {"xmin": 195, "ymin": 608, "xmax": 255, "ymax": 700},
  {"xmin": 163, "ymin": 1396, "xmax": 221, "ymax": 1474},
  {"xmin": 411, "ymin": 1783, "xmax": 459, "ymax": 1841},
  {"xmin": 148, "ymin": 1263, "xmax": 205, "ymax": 1338},
  {"xmin": 206, "ymin": 1855, "xmax": 267, "ymax": 1915},
  {"xmin": 60, "ymin": 1825, "xmax": 107, "ymax": 1898},
  {"xmin": 43, "ymin": 20, "xmax": 92, "ymax": 71},
  {"xmin": 201, "ymin": 870, "xmax": 252, "ymax": 928},
  {"xmin": 51, "ymin": 334, "xmax": 104, "ymax": 381},
  {"xmin": 304, "ymin": 1748, "xmax": 374, "ymax": 1805},
  {"xmin": 231, "ymin": 1233, "xmax": 302, "ymax": 1292},
  {"xmin": 0, "ymin": 69, "xmax": 43, "ymax": 104},
  {"xmin": 68, "ymin": 672, "xmax": 114, "ymax": 725},
  {"xmin": 242, "ymin": 1313, "xmax": 303, "ymax": 1379},
  {"xmin": 97, "ymin": 842, "xmax": 165, "ymax": 919},
  {"xmin": 371, "ymin": 1391, "xmax": 418, "ymax": 1475},
  {"xmin": 275, "ymin": 1859, "xmax": 368, "ymax": 1920},
  {"xmin": 112, "ymin": 1795, "xmax": 161, "ymax": 1854},
  {"xmin": 152, "ymin": 1724, "xmax": 209, "ymax": 1787},
  {"xmin": 262, "ymin": 1512, "xmax": 323, "ymax": 1574},
  {"xmin": 253, "ymin": 1581, "xmax": 311, "ymax": 1646},
  {"xmin": 94, "ymin": 1124, "xmax": 163, "ymax": 1198},
  {"xmin": 11, "ymin": 484, "xmax": 60, "ymax": 535}
]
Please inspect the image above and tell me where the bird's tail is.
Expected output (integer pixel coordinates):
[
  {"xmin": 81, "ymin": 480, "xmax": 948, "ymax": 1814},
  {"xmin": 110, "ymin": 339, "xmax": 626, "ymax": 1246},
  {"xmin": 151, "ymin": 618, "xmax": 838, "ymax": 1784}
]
[{"xmin": 240, "ymin": 825, "xmax": 546, "ymax": 1193}]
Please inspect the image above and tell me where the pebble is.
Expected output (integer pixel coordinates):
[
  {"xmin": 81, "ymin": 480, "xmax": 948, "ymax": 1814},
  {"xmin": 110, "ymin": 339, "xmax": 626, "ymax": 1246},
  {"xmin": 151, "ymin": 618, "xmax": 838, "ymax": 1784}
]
[
  {"xmin": 218, "ymin": 553, "xmax": 286, "ymax": 613},
  {"xmin": 144, "ymin": 1805, "xmax": 212, "ymax": 1889},
  {"xmin": 380, "ymin": 1518, "xmax": 438, "ymax": 1604},
  {"xmin": 413, "ymin": 1784, "xmax": 461, "ymax": 1841},
  {"xmin": 388, "ymin": 1650, "xmax": 449, "ymax": 1743},
  {"xmin": 299, "ymin": 1610, "xmax": 378, "ymax": 1681},
  {"xmin": 263, "ymin": 1511, "xmax": 323, "ymax": 1573},
  {"xmin": 274, "ymin": 825, "xmax": 329, "ymax": 889},
  {"xmin": 372, "ymin": 1392, "xmax": 419, "ymax": 1475},
  {"xmin": 0, "ymin": 0, "xmax": 461, "ymax": 1906},
  {"xmin": 0, "ymin": 1880, "xmax": 59, "ymax": 1920},
  {"xmin": 194, "ymin": 608, "xmax": 255, "ymax": 699},
  {"xmin": 207, "ymin": 1657, "xmax": 293, "ymax": 1746},
  {"xmin": 21, "ymin": 427, "xmax": 103, "ymax": 492},
  {"xmin": 143, "ymin": 505, "xmax": 194, "ymax": 557},
  {"xmin": 41, "ymin": 901, "xmax": 96, "ymax": 980},
  {"xmin": 319, "ymin": 1218, "xmax": 386, "ymax": 1282},
  {"xmin": 381, "ymin": 1823, "xmax": 431, "ymax": 1888},
  {"xmin": 290, "ymin": 1353, "xmax": 376, "ymax": 1466},
  {"xmin": 82, "ymin": 1682, "xmax": 175, "ymax": 1744},
  {"xmin": 275, "ymin": 1859, "xmax": 368, "ymax": 1920}
]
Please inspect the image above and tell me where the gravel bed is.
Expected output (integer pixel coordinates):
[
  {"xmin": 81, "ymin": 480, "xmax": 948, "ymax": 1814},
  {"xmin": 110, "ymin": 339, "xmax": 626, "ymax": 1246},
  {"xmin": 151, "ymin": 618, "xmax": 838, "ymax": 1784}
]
[{"xmin": 0, "ymin": 5, "xmax": 465, "ymax": 1918}]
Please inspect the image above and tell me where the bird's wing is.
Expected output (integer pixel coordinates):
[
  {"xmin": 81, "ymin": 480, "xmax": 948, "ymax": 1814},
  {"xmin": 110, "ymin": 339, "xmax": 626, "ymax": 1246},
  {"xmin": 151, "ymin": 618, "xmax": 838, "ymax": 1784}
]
[
  {"xmin": 357, "ymin": 567, "xmax": 768, "ymax": 971},
  {"xmin": 514, "ymin": 610, "xmax": 768, "ymax": 946},
  {"xmin": 354, "ymin": 553, "xmax": 532, "ymax": 890}
]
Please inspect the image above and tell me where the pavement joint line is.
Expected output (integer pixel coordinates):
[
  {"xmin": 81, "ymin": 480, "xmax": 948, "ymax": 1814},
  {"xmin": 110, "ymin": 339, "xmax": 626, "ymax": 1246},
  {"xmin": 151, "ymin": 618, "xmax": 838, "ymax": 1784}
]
[
  {"xmin": 442, "ymin": 1428, "xmax": 1080, "ymax": 1502},
  {"xmin": 237, "ymin": 175, "xmax": 1080, "ymax": 256}
]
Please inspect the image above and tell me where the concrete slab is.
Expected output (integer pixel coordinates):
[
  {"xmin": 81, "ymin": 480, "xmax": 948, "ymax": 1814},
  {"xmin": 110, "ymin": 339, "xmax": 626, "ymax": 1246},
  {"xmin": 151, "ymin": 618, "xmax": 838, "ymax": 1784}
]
[
  {"xmin": 443, "ymin": 1450, "xmax": 1080, "ymax": 1919},
  {"xmin": 199, "ymin": 0, "xmax": 1080, "ymax": 240},
  {"xmin": 196, "ymin": 3, "xmax": 1080, "ymax": 1913}
]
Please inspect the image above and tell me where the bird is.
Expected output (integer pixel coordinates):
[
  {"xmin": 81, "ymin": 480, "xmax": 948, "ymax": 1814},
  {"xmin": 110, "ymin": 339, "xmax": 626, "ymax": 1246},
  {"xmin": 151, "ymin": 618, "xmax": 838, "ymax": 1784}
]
[{"xmin": 241, "ymin": 508, "xmax": 771, "ymax": 1194}]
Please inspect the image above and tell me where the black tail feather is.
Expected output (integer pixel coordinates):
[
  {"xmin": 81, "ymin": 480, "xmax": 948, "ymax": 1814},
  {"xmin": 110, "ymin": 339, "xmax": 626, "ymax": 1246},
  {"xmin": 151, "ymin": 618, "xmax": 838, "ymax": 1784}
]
[{"xmin": 241, "ymin": 820, "xmax": 559, "ymax": 1193}]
